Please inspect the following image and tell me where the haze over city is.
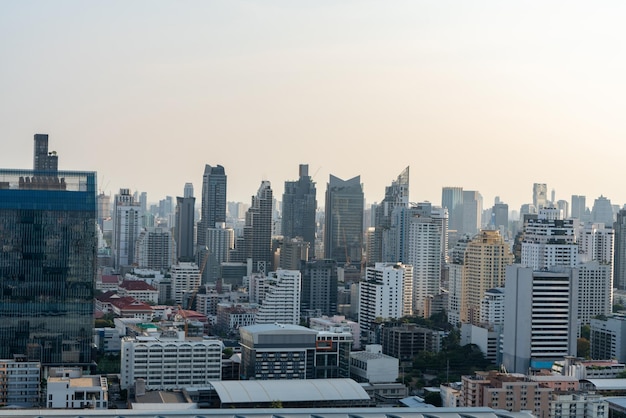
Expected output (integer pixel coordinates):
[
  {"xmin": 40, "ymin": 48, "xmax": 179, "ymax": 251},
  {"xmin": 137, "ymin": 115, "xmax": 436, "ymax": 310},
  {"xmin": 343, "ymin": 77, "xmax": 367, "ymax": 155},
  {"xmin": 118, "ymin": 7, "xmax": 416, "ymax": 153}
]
[{"xmin": 2, "ymin": 1, "xmax": 626, "ymax": 209}]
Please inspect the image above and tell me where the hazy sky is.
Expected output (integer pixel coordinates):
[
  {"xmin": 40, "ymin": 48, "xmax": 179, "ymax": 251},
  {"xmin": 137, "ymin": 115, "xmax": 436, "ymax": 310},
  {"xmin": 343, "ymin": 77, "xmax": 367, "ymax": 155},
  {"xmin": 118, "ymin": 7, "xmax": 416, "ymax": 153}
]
[{"xmin": 2, "ymin": 1, "xmax": 625, "ymax": 212}]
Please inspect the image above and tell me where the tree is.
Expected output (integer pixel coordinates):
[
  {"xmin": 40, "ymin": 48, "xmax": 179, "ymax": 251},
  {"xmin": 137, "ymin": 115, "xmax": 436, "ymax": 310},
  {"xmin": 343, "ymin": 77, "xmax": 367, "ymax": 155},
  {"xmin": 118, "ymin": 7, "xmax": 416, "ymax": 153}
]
[
  {"xmin": 577, "ymin": 338, "xmax": 590, "ymax": 359},
  {"xmin": 424, "ymin": 392, "xmax": 442, "ymax": 407}
]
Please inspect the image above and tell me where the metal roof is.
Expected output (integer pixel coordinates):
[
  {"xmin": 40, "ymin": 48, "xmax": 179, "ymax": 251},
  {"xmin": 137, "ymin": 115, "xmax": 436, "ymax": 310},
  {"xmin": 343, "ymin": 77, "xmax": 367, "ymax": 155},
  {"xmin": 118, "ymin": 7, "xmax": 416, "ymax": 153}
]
[
  {"xmin": 209, "ymin": 379, "xmax": 371, "ymax": 403},
  {"xmin": 584, "ymin": 378, "xmax": 626, "ymax": 390}
]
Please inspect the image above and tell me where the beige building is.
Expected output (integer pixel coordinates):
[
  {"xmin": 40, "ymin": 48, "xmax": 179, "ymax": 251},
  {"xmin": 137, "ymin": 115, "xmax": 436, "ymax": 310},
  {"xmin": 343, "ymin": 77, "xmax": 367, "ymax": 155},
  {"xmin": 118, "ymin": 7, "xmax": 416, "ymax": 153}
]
[
  {"xmin": 460, "ymin": 230, "xmax": 514, "ymax": 324},
  {"xmin": 461, "ymin": 371, "xmax": 553, "ymax": 417}
]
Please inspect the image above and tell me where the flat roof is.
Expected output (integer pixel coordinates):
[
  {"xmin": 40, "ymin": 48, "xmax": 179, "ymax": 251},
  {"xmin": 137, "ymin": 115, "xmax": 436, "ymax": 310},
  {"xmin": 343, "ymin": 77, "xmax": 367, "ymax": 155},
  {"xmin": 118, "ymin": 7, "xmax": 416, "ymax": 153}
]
[
  {"xmin": 209, "ymin": 379, "xmax": 371, "ymax": 403},
  {"xmin": 584, "ymin": 378, "xmax": 626, "ymax": 390}
]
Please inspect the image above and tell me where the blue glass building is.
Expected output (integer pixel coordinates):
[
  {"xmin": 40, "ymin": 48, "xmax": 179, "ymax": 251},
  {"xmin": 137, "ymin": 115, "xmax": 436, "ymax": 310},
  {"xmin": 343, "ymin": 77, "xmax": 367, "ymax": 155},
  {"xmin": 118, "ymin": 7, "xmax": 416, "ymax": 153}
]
[{"xmin": 0, "ymin": 169, "xmax": 97, "ymax": 367}]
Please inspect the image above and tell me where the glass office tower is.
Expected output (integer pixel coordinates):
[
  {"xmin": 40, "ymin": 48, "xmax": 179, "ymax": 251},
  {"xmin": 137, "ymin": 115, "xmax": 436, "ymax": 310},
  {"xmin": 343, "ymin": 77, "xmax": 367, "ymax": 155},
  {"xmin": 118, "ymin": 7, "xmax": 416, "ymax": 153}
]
[{"xmin": 0, "ymin": 169, "xmax": 97, "ymax": 367}]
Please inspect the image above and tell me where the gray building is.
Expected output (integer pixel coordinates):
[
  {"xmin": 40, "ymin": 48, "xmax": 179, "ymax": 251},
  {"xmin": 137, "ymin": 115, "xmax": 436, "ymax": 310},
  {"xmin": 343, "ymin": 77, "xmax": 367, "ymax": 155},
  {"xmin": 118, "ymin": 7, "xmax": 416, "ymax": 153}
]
[
  {"xmin": 175, "ymin": 193, "xmax": 196, "ymax": 262},
  {"xmin": 301, "ymin": 259, "xmax": 338, "ymax": 317},
  {"xmin": 33, "ymin": 133, "xmax": 58, "ymax": 172},
  {"xmin": 324, "ymin": 174, "xmax": 364, "ymax": 268},
  {"xmin": 243, "ymin": 181, "xmax": 273, "ymax": 273},
  {"xmin": 590, "ymin": 315, "xmax": 626, "ymax": 363},
  {"xmin": 197, "ymin": 164, "xmax": 227, "ymax": 248},
  {"xmin": 281, "ymin": 164, "xmax": 317, "ymax": 255},
  {"xmin": 615, "ymin": 208, "xmax": 626, "ymax": 290}
]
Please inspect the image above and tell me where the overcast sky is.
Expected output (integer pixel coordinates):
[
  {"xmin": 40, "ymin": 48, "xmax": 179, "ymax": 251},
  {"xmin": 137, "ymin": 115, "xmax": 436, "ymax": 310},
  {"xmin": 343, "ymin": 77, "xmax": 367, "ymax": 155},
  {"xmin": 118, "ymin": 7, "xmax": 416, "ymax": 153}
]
[{"xmin": 2, "ymin": 1, "xmax": 625, "ymax": 212}]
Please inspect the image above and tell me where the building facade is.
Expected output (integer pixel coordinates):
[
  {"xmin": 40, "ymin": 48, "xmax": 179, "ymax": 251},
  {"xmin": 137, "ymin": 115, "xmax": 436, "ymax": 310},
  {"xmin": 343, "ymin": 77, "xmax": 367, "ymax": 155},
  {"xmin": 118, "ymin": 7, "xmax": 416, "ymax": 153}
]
[
  {"xmin": 197, "ymin": 165, "xmax": 227, "ymax": 248},
  {"xmin": 281, "ymin": 164, "xmax": 317, "ymax": 254}
]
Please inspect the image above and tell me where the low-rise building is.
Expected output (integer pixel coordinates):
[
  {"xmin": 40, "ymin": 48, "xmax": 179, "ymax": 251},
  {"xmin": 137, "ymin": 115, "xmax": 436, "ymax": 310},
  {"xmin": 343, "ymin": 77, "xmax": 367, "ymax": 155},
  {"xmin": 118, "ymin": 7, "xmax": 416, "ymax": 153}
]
[
  {"xmin": 349, "ymin": 344, "xmax": 398, "ymax": 384},
  {"xmin": 549, "ymin": 392, "xmax": 608, "ymax": 418},
  {"xmin": 121, "ymin": 329, "xmax": 223, "ymax": 390},
  {"xmin": 381, "ymin": 324, "xmax": 446, "ymax": 362},
  {"xmin": 118, "ymin": 280, "xmax": 159, "ymax": 304},
  {"xmin": 47, "ymin": 375, "xmax": 108, "ymax": 409},
  {"xmin": 0, "ymin": 356, "xmax": 40, "ymax": 407}
]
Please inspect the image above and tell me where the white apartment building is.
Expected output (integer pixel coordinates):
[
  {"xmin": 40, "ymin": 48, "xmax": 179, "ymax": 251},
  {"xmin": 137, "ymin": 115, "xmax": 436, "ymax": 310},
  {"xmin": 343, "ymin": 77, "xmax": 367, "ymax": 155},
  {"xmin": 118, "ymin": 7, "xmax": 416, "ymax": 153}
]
[
  {"xmin": 480, "ymin": 288, "xmax": 505, "ymax": 326},
  {"xmin": 578, "ymin": 222, "xmax": 614, "ymax": 264},
  {"xmin": 406, "ymin": 204, "xmax": 447, "ymax": 317},
  {"xmin": 170, "ymin": 262, "xmax": 201, "ymax": 305},
  {"xmin": 47, "ymin": 375, "xmax": 108, "ymax": 409},
  {"xmin": 134, "ymin": 227, "xmax": 175, "ymax": 271},
  {"xmin": 309, "ymin": 315, "xmax": 361, "ymax": 350},
  {"xmin": 120, "ymin": 330, "xmax": 223, "ymax": 390},
  {"xmin": 255, "ymin": 270, "xmax": 301, "ymax": 325},
  {"xmin": 521, "ymin": 209, "xmax": 579, "ymax": 270},
  {"xmin": 118, "ymin": 280, "xmax": 159, "ymax": 305},
  {"xmin": 359, "ymin": 263, "xmax": 413, "ymax": 342},
  {"xmin": 113, "ymin": 188, "xmax": 141, "ymax": 269},
  {"xmin": 578, "ymin": 261, "xmax": 612, "ymax": 325}
]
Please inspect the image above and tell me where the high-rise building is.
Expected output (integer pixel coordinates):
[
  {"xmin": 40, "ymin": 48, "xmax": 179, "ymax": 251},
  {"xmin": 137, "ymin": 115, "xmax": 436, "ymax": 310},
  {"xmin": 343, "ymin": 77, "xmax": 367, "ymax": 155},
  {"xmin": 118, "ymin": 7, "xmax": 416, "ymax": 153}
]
[
  {"xmin": 502, "ymin": 265, "xmax": 578, "ymax": 374},
  {"xmin": 0, "ymin": 137, "xmax": 96, "ymax": 367},
  {"xmin": 197, "ymin": 165, "xmax": 226, "ymax": 248},
  {"xmin": 33, "ymin": 133, "xmax": 58, "ymax": 172},
  {"xmin": 406, "ymin": 203, "xmax": 447, "ymax": 317},
  {"xmin": 324, "ymin": 175, "xmax": 364, "ymax": 268},
  {"xmin": 370, "ymin": 167, "xmax": 409, "ymax": 264},
  {"xmin": 461, "ymin": 190, "xmax": 482, "ymax": 235},
  {"xmin": 203, "ymin": 223, "xmax": 234, "ymax": 283},
  {"xmin": 521, "ymin": 208, "xmax": 578, "ymax": 270},
  {"xmin": 615, "ymin": 209, "xmax": 626, "ymax": 290},
  {"xmin": 255, "ymin": 270, "xmax": 301, "ymax": 325},
  {"xmin": 442, "ymin": 186, "xmax": 463, "ymax": 233},
  {"xmin": 281, "ymin": 164, "xmax": 317, "ymax": 255},
  {"xmin": 491, "ymin": 203, "xmax": 508, "ymax": 231},
  {"xmin": 460, "ymin": 230, "xmax": 513, "ymax": 325},
  {"xmin": 359, "ymin": 263, "xmax": 413, "ymax": 342},
  {"xmin": 134, "ymin": 227, "xmax": 174, "ymax": 270},
  {"xmin": 243, "ymin": 181, "xmax": 273, "ymax": 273},
  {"xmin": 532, "ymin": 183, "xmax": 548, "ymax": 210},
  {"xmin": 301, "ymin": 259, "xmax": 338, "ymax": 317},
  {"xmin": 577, "ymin": 261, "xmax": 612, "ymax": 325},
  {"xmin": 175, "ymin": 190, "xmax": 196, "ymax": 262},
  {"xmin": 279, "ymin": 237, "xmax": 309, "ymax": 270},
  {"xmin": 591, "ymin": 195, "xmax": 614, "ymax": 226},
  {"xmin": 170, "ymin": 262, "xmax": 201, "ymax": 305},
  {"xmin": 571, "ymin": 195, "xmax": 587, "ymax": 220},
  {"xmin": 112, "ymin": 188, "xmax": 141, "ymax": 269}
]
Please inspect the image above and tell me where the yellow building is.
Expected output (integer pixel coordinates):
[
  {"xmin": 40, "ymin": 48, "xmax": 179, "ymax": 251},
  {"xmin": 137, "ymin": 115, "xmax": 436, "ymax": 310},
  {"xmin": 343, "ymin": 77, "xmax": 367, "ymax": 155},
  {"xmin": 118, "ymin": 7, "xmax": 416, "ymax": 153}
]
[{"xmin": 461, "ymin": 230, "xmax": 514, "ymax": 325}]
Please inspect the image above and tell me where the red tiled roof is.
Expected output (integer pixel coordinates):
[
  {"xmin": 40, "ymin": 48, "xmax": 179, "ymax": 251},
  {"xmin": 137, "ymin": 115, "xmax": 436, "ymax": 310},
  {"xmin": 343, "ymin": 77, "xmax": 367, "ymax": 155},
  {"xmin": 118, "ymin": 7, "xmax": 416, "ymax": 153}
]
[{"xmin": 101, "ymin": 275, "xmax": 120, "ymax": 284}]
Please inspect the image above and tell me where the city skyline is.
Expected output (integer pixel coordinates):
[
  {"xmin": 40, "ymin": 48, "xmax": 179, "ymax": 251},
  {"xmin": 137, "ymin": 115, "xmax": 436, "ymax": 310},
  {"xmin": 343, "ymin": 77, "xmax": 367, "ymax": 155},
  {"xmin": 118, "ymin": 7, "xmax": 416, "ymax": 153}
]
[{"xmin": 3, "ymin": 1, "xmax": 626, "ymax": 211}]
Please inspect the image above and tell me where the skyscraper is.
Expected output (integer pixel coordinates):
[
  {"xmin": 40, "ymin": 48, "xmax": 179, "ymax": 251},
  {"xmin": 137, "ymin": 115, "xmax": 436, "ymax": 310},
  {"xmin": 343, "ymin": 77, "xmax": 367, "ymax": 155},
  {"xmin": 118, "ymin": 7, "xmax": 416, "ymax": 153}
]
[
  {"xmin": 175, "ymin": 185, "xmax": 196, "ymax": 263},
  {"xmin": 460, "ymin": 230, "xmax": 514, "ymax": 325},
  {"xmin": 462, "ymin": 190, "xmax": 483, "ymax": 235},
  {"xmin": 301, "ymin": 259, "xmax": 338, "ymax": 317},
  {"xmin": 406, "ymin": 202, "xmax": 447, "ymax": 317},
  {"xmin": 281, "ymin": 164, "xmax": 317, "ymax": 255},
  {"xmin": 0, "ymin": 137, "xmax": 96, "ymax": 367},
  {"xmin": 112, "ymin": 188, "xmax": 141, "ymax": 269},
  {"xmin": 571, "ymin": 195, "xmax": 587, "ymax": 220},
  {"xmin": 324, "ymin": 175, "xmax": 364, "ymax": 268},
  {"xmin": 442, "ymin": 186, "xmax": 463, "ymax": 232},
  {"xmin": 197, "ymin": 165, "xmax": 226, "ymax": 248},
  {"xmin": 502, "ymin": 265, "xmax": 578, "ymax": 374},
  {"xmin": 532, "ymin": 183, "xmax": 548, "ymax": 210},
  {"xmin": 370, "ymin": 167, "xmax": 409, "ymax": 264},
  {"xmin": 615, "ymin": 209, "xmax": 626, "ymax": 290},
  {"xmin": 243, "ymin": 181, "xmax": 273, "ymax": 273},
  {"xmin": 33, "ymin": 133, "xmax": 58, "ymax": 172}
]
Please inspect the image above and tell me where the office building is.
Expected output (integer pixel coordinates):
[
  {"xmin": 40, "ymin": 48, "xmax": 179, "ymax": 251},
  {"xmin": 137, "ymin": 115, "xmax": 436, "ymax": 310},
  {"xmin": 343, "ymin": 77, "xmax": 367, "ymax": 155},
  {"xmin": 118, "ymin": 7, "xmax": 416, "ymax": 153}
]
[
  {"xmin": 532, "ymin": 183, "xmax": 547, "ymax": 209},
  {"xmin": 571, "ymin": 195, "xmax": 587, "ymax": 220},
  {"xmin": 460, "ymin": 230, "xmax": 513, "ymax": 325},
  {"xmin": 0, "ymin": 140, "xmax": 96, "ymax": 367},
  {"xmin": 255, "ymin": 270, "xmax": 301, "ymax": 325},
  {"xmin": 590, "ymin": 315, "xmax": 626, "ymax": 362},
  {"xmin": 315, "ymin": 329, "xmax": 353, "ymax": 379},
  {"xmin": 32, "ymin": 133, "xmax": 58, "ymax": 172},
  {"xmin": 359, "ymin": 263, "xmax": 413, "ymax": 342},
  {"xmin": 442, "ymin": 186, "xmax": 463, "ymax": 233},
  {"xmin": 120, "ymin": 330, "xmax": 222, "ymax": 390},
  {"xmin": 202, "ymin": 223, "xmax": 235, "ymax": 283},
  {"xmin": 134, "ymin": 227, "xmax": 174, "ymax": 270},
  {"xmin": 324, "ymin": 174, "xmax": 364, "ymax": 268},
  {"xmin": 279, "ymin": 237, "xmax": 309, "ymax": 270},
  {"xmin": 113, "ymin": 188, "xmax": 141, "ymax": 269},
  {"xmin": 406, "ymin": 203, "xmax": 447, "ymax": 317},
  {"xmin": 243, "ymin": 181, "xmax": 273, "ymax": 273},
  {"xmin": 281, "ymin": 164, "xmax": 317, "ymax": 254},
  {"xmin": 592, "ymin": 195, "xmax": 614, "ymax": 226},
  {"xmin": 615, "ymin": 208, "xmax": 626, "ymax": 290},
  {"xmin": 381, "ymin": 324, "xmax": 445, "ymax": 361},
  {"xmin": 175, "ymin": 190, "xmax": 196, "ymax": 262},
  {"xmin": 371, "ymin": 167, "xmax": 410, "ymax": 264},
  {"xmin": 197, "ymin": 165, "xmax": 227, "ymax": 248},
  {"xmin": 502, "ymin": 266, "xmax": 578, "ymax": 373},
  {"xmin": 301, "ymin": 259, "xmax": 338, "ymax": 317},
  {"xmin": 491, "ymin": 203, "xmax": 508, "ymax": 231},
  {"xmin": 462, "ymin": 190, "xmax": 483, "ymax": 235},
  {"xmin": 239, "ymin": 323, "xmax": 317, "ymax": 380}
]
